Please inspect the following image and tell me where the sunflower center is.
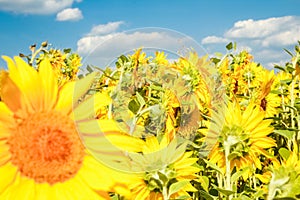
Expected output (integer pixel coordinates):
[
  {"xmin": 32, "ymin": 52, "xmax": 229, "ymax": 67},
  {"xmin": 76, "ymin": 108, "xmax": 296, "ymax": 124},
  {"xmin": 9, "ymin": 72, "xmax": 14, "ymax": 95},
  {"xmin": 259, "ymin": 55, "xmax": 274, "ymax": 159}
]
[{"xmin": 8, "ymin": 111, "xmax": 85, "ymax": 184}]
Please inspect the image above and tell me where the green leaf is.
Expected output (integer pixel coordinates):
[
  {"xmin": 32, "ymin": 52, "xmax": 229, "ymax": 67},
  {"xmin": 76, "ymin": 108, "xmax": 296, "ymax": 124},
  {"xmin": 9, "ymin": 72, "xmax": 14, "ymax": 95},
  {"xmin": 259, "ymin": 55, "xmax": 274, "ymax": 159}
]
[
  {"xmin": 168, "ymin": 180, "xmax": 189, "ymax": 197},
  {"xmin": 226, "ymin": 42, "xmax": 233, "ymax": 50},
  {"xmin": 253, "ymin": 189, "xmax": 265, "ymax": 198},
  {"xmin": 284, "ymin": 48, "xmax": 294, "ymax": 57},
  {"xmin": 63, "ymin": 48, "xmax": 71, "ymax": 54},
  {"xmin": 136, "ymin": 92, "xmax": 146, "ymax": 107},
  {"xmin": 110, "ymin": 194, "xmax": 120, "ymax": 200},
  {"xmin": 199, "ymin": 176, "xmax": 210, "ymax": 192},
  {"xmin": 280, "ymin": 79, "xmax": 292, "ymax": 85},
  {"xmin": 213, "ymin": 186, "xmax": 235, "ymax": 196},
  {"xmin": 86, "ymin": 65, "xmax": 94, "ymax": 73},
  {"xmin": 199, "ymin": 190, "xmax": 215, "ymax": 200},
  {"xmin": 211, "ymin": 57, "xmax": 221, "ymax": 64},
  {"xmin": 274, "ymin": 65, "xmax": 286, "ymax": 72},
  {"xmin": 279, "ymin": 147, "xmax": 291, "ymax": 161},
  {"xmin": 287, "ymin": 66, "xmax": 295, "ymax": 73},
  {"xmin": 128, "ymin": 99, "xmax": 140, "ymax": 114},
  {"xmin": 231, "ymin": 167, "xmax": 250, "ymax": 182},
  {"xmin": 274, "ymin": 130, "xmax": 295, "ymax": 140},
  {"xmin": 270, "ymin": 89, "xmax": 282, "ymax": 94},
  {"xmin": 204, "ymin": 160, "xmax": 224, "ymax": 175},
  {"xmin": 232, "ymin": 195, "xmax": 252, "ymax": 200},
  {"xmin": 228, "ymin": 151, "xmax": 243, "ymax": 161},
  {"xmin": 175, "ymin": 195, "xmax": 191, "ymax": 200}
]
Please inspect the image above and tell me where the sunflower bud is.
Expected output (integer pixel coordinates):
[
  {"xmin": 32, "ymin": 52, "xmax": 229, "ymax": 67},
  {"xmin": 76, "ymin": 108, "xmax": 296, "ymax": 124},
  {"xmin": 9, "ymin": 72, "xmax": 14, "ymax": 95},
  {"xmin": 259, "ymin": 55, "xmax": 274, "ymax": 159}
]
[{"xmin": 41, "ymin": 41, "xmax": 48, "ymax": 47}]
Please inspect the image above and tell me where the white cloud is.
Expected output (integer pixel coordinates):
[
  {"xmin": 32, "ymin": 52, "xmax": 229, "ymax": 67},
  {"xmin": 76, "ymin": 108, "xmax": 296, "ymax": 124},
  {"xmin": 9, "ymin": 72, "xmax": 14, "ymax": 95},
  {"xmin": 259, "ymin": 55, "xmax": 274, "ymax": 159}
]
[
  {"xmin": 56, "ymin": 8, "xmax": 83, "ymax": 21},
  {"xmin": 201, "ymin": 16, "xmax": 300, "ymax": 69},
  {"xmin": 202, "ymin": 36, "xmax": 229, "ymax": 44},
  {"xmin": 77, "ymin": 22, "xmax": 207, "ymax": 68},
  {"xmin": 89, "ymin": 21, "xmax": 124, "ymax": 36},
  {"xmin": 0, "ymin": 0, "xmax": 80, "ymax": 14},
  {"xmin": 224, "ymin": 16, "xmax": 293, "ymax": 39}
]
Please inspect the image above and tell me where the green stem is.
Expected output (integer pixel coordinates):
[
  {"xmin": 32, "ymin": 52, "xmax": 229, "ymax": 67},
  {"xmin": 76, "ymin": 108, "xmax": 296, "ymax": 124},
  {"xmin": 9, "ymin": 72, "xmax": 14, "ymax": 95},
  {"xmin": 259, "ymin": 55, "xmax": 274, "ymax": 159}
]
[
  {"xmin": 29, "ymin": 46, "xmax": 43, "ymax": 67},
  {"xmin": 291, "ymin": 56, "xmax": 298, "ymax": 145},
  {"xmin": 162, "ymin": 186, "xmax": 168, "ymax": 200},
  {"xmin": 224, "ymin": 142, "xmax": 232, "ymax": 200}
]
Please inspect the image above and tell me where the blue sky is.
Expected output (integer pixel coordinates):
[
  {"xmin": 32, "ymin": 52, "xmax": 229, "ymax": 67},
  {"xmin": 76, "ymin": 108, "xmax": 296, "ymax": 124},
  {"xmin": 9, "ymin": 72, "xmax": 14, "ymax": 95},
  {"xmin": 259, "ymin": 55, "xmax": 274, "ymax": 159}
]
[{"xmin": 0, "ymin": 0, "xmax": 300, "ymax": 69}]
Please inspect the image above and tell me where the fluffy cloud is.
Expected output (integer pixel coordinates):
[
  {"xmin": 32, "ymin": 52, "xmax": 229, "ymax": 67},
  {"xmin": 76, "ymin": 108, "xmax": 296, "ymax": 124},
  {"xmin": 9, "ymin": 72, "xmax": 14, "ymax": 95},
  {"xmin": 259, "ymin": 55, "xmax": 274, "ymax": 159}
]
[
  {"xmin": 56, "ymin": 8, "xmax": 83, "ymax": 21},
  {"xmin": 202, "ymin": 16, "xmax": 300, "ymax": 68},
  {"xmin": 88, "ymin": 21, "xmax": 124, "ymax": 36},
  {"xmin": 202, "ymin": 36, "xmax": 229, "ymax": 44},
  {"xmin": 77, "ymin": 22, "xmax": 206, "ymax": 68},
  {"xmin": 0, "ymin": 0, "xmax": 79, "ymax": 14}
]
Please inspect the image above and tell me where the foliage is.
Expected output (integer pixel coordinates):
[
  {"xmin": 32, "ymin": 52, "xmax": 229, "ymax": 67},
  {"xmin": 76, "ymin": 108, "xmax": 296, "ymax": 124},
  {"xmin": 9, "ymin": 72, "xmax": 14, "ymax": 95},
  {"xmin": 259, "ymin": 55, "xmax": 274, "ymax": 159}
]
[{"xmin": 2, "ymin": 41, "xmax": 300, "ymax": 199}]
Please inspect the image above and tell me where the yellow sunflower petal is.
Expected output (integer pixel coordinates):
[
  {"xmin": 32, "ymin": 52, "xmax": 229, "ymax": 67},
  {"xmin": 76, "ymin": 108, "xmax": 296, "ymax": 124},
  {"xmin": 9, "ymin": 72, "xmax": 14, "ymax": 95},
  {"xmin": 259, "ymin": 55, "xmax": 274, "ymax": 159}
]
[
  {"xmin": 251, "ymin": 137, "xmax": 276, "ymax": 149},
  {"xmin": 39, "ymin": 59, "xmax": 58, "ymax": 110},
  {"xmin": 174, "ymin": 152, "xmax": 198, "ymax": 169},
  {"xmin": 0, "ymin": 141, "xmax": 10, "ymax": 166},
  {"xmin": 77, "ymin": 155, "xmax": 114, "ymax": 191},
  {"xmin": 182, "ymin": 182, "xmax": 198, "ymax": 192},
  {"xmin": 64, "ymin": 175, "xmax": 104, "ymax": 200},
  {"xmin": 243, "ymin": 108, "xmax": 265, "ymax": 131},
  {"xmin": 5, "ymin": 176, "xmax": 36, "ymax": 200},
  {"xmin": 35, "ymin": 183, "xmax": 57, "ymax": 200},
  {"xmin": 0, "ymin": 103, "xmax": 13, "ymax": 139},
  {"xmin": 73, "ymin": 92, "xmax": 111, "ymax": 121},
  {"xmin": 73, "ymin": 72, "xmax": 98, "ymax": 103},
  {"xmin": 250, "ymin": 120, "xmax": 273, "ymax": 138},
  {"xmin": 78, "ymin": 119, "xmax": 143, "ymax": 152},
  {"xmin": 105, "ymin": 134, "xmax": 144, "ymax": 152},
  {"xmin": 135, "ymin": 187, "xmax": 150, "ymax": 200},
  {"xmin": 56, "ymin": 72, "xmax": 99, "ymax": 115},
  {"xmin": 0, "ymin": 163, "xmax": 18, "ymax": 194},
  {"xmin": 55, "ymin": 81, "xmax": 75, "ymax": 115},
  {"xmin": 7, "ymin": 56, "xmax": 46, "ymax": 112},
  {"xmin": 0, "ymin": 71, "xmax": 25, "ymax": 113},
  {"xmin": 143, "ymin": 136, "xmax": 160, "ymax": 153},
  {"xmin": 0, "ymin": 101, "xmax": 13, "ymax": 121}
]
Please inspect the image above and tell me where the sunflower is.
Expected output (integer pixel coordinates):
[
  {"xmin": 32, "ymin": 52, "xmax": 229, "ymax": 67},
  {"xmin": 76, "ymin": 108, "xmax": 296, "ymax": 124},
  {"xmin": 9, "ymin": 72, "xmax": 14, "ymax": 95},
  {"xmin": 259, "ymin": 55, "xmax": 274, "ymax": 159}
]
[
  {"xmin": 128, "ymin": 136, "xmax": 200, "ymax": 200},
  {"xmin": 267, "ymin": 144, "xmax": 300, "ymax": 199},
  {"xmin": 218, "ymin": 51, "xmax": 265, "ymax": 102},
  {"xmin": 253, "ymin": 70, "xmax": 280, "ymax": 118},
  {"xmin": 208, "ymin": 102, "xmax": 276, "ymax": 173},
  {"xmin": 0, "ymin": 56, "xmax": 131, "ymax": 200}
]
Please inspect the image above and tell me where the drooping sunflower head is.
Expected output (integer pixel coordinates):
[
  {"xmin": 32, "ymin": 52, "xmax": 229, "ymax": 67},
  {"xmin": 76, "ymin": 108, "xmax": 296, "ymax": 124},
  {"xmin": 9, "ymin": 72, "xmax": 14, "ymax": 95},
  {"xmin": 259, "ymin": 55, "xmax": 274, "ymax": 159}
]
[
  {"xmin": 267, "ymin": 145, "xmax": 300, "ymax": 199},
  {"xmin": 128, "ymin": 136, "xmax": 200, "ymax": 200},
  {"xmin": 250, "ymin": 69, "xmax": 280, "ymax": 118},
  {"xmin": 209, "ymin": 102, "xmax": 276, "ymax": 173}
]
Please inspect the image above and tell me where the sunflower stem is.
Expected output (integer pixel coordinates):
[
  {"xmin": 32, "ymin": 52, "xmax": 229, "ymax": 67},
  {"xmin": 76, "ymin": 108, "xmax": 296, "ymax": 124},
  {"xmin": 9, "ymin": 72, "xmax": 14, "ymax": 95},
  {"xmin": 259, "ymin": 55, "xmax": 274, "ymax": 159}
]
[
  {"xmin": 290, "ymin": 56, "xmax": 297, "ymax": 146},
  {"xmin": 162, "ymin": 186, "xmax": 169, "ymax": 200},
  {"xmin": 30, "ymin": 46, "xmax": 43, "ymax": 67},
  {"xmin": 224, "ymin": 142, "xmax": 232, "ymax": 200}
]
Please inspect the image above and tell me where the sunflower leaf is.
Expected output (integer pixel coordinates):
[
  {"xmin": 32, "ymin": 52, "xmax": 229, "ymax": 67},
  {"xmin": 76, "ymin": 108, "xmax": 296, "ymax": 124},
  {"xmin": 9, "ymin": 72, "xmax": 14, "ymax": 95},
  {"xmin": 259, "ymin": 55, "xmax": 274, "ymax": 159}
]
[
  {"xmin": 273, "ymin": 130, "xmax": 295, "ymax": 140},
  {"xmin": 199, "ymin": 176, "xmax": 210, "ymax": 192},
  {"xmin": 168, "ymin": 180, "xmax": 190, "ymax": 197},
  {"xmin": 231, "ymin": 167, "xmax": 250, "ymax": 182},
  {"xmin": 279, "ymin": 147, "xmax": 291, "ymax": 161},
  {"xmin": 199, "ymin": 190, "xmax": 216, "ymax": 200},
  {"xmin": 204, "ymin": 160, "xmax": 224, "ymax": 175},
  {"xmin": 213, "ymin": 186, "xmax": 235, "ymax": 196}
]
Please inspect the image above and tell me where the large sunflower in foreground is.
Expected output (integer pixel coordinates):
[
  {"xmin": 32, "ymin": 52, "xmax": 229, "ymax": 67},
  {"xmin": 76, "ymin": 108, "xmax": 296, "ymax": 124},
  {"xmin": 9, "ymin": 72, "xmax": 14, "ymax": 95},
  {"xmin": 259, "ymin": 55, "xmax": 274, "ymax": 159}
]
[
  {"xmin": 128, "ymin": 136, "xmax": 200, "ymax": 200},
  {"xmin": 0, "ymin": 56, "xmax": 130, "ymax": 200},
  {"xmin": 208, "ymin": 102, "xmax": 276, "ymax": 173}
]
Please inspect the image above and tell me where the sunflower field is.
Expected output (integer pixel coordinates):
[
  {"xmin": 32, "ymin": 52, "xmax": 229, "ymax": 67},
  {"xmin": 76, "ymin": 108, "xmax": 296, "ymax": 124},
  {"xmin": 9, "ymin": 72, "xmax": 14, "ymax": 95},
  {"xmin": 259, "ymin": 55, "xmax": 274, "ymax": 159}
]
[{"xmin": 1, "ymin": 41, "xmax": 300, "ymax": 200}]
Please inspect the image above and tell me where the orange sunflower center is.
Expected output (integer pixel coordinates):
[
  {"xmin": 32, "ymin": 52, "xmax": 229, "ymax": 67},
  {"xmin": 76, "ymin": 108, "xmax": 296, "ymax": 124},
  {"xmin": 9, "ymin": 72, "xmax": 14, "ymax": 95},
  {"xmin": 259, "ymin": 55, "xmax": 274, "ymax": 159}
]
[{"xmin": 8, "ymin": 111, "xmax": 85, "ymax": 184}]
